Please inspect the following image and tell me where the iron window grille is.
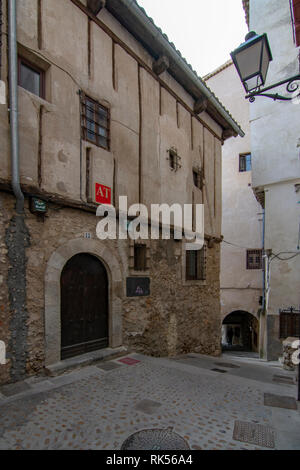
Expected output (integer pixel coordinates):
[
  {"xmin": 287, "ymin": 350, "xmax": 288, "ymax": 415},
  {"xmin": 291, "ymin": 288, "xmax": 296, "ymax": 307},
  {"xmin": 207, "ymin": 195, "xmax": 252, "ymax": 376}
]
[
  {"xmin": 239, "ymin": 153, "xmax": 252, "ymax": 172},
  {"xmin": 134, "ymin": 244, "xmax": 147, "ymax": 271},
  {"xmin": 167, "ymin": 147, "xmax": 182, "ymax": 172},
  {"xmin": 18, "ymin": 56, "xmax": 45, "ymax": 99},
  {"xmin": 193, "ymin": 167, "xmax": 204, "ymax": 190},
  {"xmin": 186, "ymin": 246, "xmax": 207, "ymax": 281},
  {"xmin": 279, "ymin": 307, "xmax": 300, "ymax": 338},
  {"xmin": 246, "ymin": 249, "xmax": 263, "ymax": 270},
  {"xmin": 81, "ymin": 93, "xmax": 110, "ymax": 150}
]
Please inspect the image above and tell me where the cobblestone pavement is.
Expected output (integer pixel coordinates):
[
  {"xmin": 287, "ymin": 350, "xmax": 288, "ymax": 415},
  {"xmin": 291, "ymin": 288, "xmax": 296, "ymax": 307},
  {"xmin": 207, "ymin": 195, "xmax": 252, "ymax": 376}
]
[{"xmin": 0, "ymin": 353, "xmax": 299, "ymax": 450}]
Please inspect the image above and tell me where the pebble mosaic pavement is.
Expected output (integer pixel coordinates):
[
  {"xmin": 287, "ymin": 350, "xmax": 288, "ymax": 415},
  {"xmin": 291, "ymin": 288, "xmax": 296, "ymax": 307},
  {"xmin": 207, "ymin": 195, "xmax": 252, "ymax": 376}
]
[{"xmin": 0, "ymin": 354, "xmax": 279, "ymax": 450}]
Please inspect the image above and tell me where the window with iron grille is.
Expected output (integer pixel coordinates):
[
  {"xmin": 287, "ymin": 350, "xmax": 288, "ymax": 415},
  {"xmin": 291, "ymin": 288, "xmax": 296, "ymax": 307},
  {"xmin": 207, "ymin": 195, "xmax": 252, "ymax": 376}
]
[
  {"xmin": 239, "ymin": 153, "xmax": 252, "ymax": 172},
  {"xmin": 193, "ymin": 168, "xmax": 203, "ymax": 190},
  {"xmin": 279, "ymin": 309, "xmax": 300, "ymax": 338},
  {"xmin": 81, "ymin": 94, "xmax": 110, "ymax": 150},
  {"xmin": 246, "ymin": 249, "xmax": 262, "ymax": 270},
  {"xmin": 186, "ymin": 246, "xmax": 206, "ymax": 281},
  {"xmin": 168, "ymin": 148, "xmax": 181, "ymax": 172},
  {"xmin": 18, "ymin": 57, "xmax": 45, "ymax": 99},
  {"xmin": 134, "ymin": 244, "xmax": 147, "ymax": 271}
]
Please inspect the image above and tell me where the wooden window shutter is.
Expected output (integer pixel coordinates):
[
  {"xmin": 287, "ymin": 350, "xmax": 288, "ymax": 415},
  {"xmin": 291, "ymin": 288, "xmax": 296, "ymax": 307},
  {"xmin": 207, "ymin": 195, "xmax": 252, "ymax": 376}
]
[
  {"xmin": 186, "ymin": 250, "xmax": 192, "ymax": 280},
  {"xmin": 197, "ymin": 246, "xmax": 207, "ymax": 280},
  {"xmin": 134, "ymin": 244, "xmax": 147, "ymax": 271},
  {"xmin": 292, "ymin": 0, "xmax": 300, "ymax": 46}
]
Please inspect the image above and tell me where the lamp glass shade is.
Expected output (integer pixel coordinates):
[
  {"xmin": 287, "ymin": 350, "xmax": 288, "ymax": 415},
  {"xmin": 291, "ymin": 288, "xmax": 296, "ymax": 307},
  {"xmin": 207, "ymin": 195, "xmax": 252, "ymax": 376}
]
[{"xmin": 231, "ymin": 33, "xmax": 273, "ymax": 93}]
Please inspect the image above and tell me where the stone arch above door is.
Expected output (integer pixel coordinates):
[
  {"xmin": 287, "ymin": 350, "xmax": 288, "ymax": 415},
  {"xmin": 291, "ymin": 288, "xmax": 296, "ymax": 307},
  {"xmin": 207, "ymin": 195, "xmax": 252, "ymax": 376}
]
[{"xmin": 44, "ymin": 238, "xmax": 124, "ymax": 366}]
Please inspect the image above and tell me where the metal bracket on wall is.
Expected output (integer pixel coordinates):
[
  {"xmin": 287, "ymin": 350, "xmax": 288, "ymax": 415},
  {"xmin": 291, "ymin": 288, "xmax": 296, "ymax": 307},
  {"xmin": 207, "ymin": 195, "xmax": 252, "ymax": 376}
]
[{"xmin": 246, "ymin": 74, "xmax": 300, "ymax": 102}]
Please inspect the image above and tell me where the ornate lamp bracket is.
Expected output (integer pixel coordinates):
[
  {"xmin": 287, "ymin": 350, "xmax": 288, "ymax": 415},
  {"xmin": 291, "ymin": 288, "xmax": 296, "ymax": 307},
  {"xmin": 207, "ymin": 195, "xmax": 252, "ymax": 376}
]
[{"xmin": 246, "ymin": 74, "xmax": 300, "ymax": 102}]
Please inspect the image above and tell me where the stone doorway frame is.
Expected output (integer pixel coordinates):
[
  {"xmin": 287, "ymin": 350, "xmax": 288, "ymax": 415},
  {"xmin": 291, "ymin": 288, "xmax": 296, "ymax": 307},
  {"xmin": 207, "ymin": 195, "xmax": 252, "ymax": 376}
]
[
  {"xmin": 44, "ymin": 239, "xmax": 124, "ymax": 366},
  {"xmin": 221, "ymin": 310, "xmax": 259, "ymax": 353}
]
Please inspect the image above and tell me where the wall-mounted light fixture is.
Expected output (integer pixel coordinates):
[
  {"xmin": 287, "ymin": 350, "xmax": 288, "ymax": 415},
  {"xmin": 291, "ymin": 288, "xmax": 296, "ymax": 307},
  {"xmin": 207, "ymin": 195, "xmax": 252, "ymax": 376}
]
[{"xmin": 231, "ymin": 31, "xmax": 300, "ymax": 102}]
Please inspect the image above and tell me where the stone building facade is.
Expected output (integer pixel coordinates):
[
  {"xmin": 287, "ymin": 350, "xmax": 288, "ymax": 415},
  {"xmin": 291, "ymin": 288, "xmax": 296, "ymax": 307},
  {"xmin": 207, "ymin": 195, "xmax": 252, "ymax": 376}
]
[{"xmin": 0, "ymin": 0, "xmax": 242, "ymax": 384}]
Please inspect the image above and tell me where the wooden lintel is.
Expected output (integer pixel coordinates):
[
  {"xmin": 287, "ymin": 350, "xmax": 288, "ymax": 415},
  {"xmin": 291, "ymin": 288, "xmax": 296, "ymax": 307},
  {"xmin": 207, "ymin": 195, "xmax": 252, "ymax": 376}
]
[
  {"xmin": 194, "ymin": 96, "xmax": 208, "ymax": 114},
  {"xmin": 222, "ymin": 128, "xmax": 237, "ymax": 140},
  {"xmin": 152, "ymin": 55, "xmax": 169, "ymax": 75},
  {"xmin": 0, "ymin": 180, "xmax": 224, "ymax": 243},
  {"xmin": 87, "ymin": 0, "xmax": 106, "ymax": 16}
]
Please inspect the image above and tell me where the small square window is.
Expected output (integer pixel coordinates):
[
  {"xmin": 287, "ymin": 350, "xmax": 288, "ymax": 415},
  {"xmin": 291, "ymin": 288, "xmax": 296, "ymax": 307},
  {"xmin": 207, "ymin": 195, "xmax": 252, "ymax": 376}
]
[
  {"xmin": 81, "ymin": 94, "xmax": 110, "ymax": 150},
  {"xmin": 247, "ymin": 249, "xmax": 262, "ymax": 270},
  {"xmin": 168, "ymin": 148, "xmax": 181, "ymax": 172},
  {"xmin": 134, "ymin": 244, "xmax": 147, "ymax": 271},
  {"xmin": 193, "ymin": 168, "xmax": 203, "ymax": 190},
  {"xmin": 169, "ymin": 152, "xmax": 176, "ymax": 170},
  {"xmin": 18, "ymin": 57, "xmax": 45, "ymax": 98},
  {"xmin": 239, "ymin": 153, "xmax": 252, "ymax": 172},
  {"xmin": 186, "ymin": 246, "xmax": 206, "ymax": 281}
]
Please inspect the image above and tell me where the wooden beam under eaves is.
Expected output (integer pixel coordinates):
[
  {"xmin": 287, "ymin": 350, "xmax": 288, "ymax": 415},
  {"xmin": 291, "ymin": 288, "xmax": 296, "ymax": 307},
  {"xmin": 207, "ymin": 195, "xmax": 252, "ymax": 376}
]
[
  {"xmin": 87, "ymin": 0, "xmax": 106, "ymax": 16},
  {"xmin": 222, "ymin": 128, "xmax": 237, "ymax": 140},
  {"xmin": 152, "ymin": 55, "xmax": 169, "ymax": 75},
  {"xmin": 194, "ymin": 96, "xmax": 208, "ymax": 114}
]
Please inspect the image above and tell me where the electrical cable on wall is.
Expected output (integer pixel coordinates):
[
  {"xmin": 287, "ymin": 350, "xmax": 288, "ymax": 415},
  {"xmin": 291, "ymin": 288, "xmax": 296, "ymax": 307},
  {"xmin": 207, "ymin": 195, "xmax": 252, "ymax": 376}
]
[
  {"xmin": 270, "ymin": 252, "xmax": 300, "ymax": 262},
  {"xmin": 224, "ymin": 239, "xmax": 300, "ymax": 259}
]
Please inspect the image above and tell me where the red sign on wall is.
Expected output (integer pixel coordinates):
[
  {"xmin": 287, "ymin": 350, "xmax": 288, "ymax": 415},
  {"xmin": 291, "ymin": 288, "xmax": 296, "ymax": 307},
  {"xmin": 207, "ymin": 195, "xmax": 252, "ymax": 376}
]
[{"xmin": 95, "ymin": 183, "xmax": 112, "ymax": 205}]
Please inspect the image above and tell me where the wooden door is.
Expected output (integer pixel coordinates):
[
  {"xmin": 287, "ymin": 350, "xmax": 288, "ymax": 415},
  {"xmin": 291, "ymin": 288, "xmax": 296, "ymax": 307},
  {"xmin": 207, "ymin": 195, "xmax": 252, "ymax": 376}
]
[{"xmin": 61, "ymin": 253, "xmax": 108, "ymax": 360}]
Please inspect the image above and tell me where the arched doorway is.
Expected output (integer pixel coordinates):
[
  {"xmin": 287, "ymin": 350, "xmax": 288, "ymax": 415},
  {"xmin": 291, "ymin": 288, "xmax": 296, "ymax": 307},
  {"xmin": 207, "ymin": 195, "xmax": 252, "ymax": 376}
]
[
  {"xmin": 61, "ymin": 253, "xmax": 109, "ymax": 360},
  {"xmin": 222, "ymin": 311, "xmax": 259, "ymax": 352}
]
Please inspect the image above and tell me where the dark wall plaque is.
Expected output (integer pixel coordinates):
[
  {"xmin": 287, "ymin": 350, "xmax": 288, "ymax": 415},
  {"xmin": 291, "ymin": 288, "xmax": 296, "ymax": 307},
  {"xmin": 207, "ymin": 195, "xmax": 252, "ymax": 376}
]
[{"xmin": 126, "ymin": 277, "xmax": 150, "ymax": 297}]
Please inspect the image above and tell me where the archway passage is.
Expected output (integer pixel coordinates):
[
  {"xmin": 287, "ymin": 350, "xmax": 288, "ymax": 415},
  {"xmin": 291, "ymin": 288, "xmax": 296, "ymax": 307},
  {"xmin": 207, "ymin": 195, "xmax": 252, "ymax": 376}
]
[
  {"xmin": 61, "ymin": 253, "xmax": 109, "ymax": 360},
  {"xmin": 222, "ymin": 311, "xmax": 259, "ymax": 353}
]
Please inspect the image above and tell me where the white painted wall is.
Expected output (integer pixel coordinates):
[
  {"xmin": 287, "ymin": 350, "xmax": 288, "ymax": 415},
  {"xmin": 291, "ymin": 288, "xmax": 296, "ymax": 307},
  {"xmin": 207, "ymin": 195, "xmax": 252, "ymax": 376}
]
[
  {"xmin": 249, "ymin": 0, "xmax": 300, "ymax": 359},
  {"xmin": 206, "ymin": 62, "xmax": 262, "ymax": 322},
  {"xmin": 249, "ymin": 0, "xmax": 300, "ymax": 187}
]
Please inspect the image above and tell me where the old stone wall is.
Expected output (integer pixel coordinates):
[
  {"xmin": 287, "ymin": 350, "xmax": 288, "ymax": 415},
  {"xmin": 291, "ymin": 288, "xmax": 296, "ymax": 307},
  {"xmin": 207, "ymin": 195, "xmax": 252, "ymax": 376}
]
[
  {"xmin": 0, "ymin": 191, "xmax": 221, "ymax": 384},
  {"xmin": 124, "ymin": 240, "xmax": 221, "ymax": 357},
  {"xmin": 0, "ymin": 195, "xmax": 13, "ymax": 385},
  {"xmin": 0, "ymin": 0, "xmax": 224, "ymax": 384}
]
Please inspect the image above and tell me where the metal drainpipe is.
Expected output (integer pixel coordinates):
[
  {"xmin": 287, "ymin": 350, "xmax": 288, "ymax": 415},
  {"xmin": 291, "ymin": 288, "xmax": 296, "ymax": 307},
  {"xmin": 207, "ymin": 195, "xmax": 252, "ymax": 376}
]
[
  {"xmin": 8, "ymin": 0, "xmax": 24, "ymax": 214},
  {"xmin": 260, "ymin": 207, "xmax": 267, "ymax": 359},
  {"xmin": 262, "ymin": 208, "xmax": 266, "ymax": 311}
]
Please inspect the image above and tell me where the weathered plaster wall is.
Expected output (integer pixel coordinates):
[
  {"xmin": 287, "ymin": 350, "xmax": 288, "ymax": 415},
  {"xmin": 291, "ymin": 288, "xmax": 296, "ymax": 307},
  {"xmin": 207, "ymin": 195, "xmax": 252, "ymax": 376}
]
[
  {"xmin": 249, "ymin": 0, "xmax": 300, "ymax": 188},
  {"xmin": 206, "ymin": 63, "xmax": 262, "ymax": 322},
  {"xmin": 265, "ymin": 182, "xmax": 300, "ymax": 311},
  {"xmin": 249, "ymin": 0, "xmax": 300, "ymax": 359},
  {"xmin": 0, "ymin": 0, "xmax": 222, "ymax": 229}
]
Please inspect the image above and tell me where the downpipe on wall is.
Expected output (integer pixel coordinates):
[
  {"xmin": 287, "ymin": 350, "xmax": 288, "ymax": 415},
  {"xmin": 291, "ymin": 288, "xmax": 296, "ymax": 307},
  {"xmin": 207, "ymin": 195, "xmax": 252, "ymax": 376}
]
[
  {"xmin": 8, "ymin": 0, "xmax": 24, "ymax": 213},
  {"xmin": 259, "ymin": 208, "xmax": 267, "ymax": 359},
  {"xmin": 5, "ymin": 0, "xmax": 30, "ymax": 382}
]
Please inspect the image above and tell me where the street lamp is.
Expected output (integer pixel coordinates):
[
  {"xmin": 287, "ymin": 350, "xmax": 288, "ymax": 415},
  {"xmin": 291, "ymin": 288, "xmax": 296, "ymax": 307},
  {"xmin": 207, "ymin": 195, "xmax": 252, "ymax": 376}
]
[{"xmin": 231, "ymin": 31, "xmax": 300, "ymax": 102}]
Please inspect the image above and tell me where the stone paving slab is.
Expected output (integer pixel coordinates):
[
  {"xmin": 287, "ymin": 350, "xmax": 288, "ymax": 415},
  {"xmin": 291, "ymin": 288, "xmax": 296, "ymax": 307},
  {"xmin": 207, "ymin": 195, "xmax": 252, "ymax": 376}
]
[
  {"xmin": 96, "ymin": 362, "xmax": 122, "ymax": 371},
  {"xmin": 264, "ymin": 393, "xmax": 298, "ymax": 410},
  {"xmin": 135, "ymin": 399, "xmax": 162, "ymax": 415},
  {"xmin": 272, "ymin": 375, "xmax": 295, "ymax": 385},
  {"xmin": 215, "ymin": 362, "xmax": 241, "ymax": 369},
  {"xmin": 1, "ymin": 381, "xmax": 31, "ymax": 397},
  {"xmin": 0, "ymin": 353, "xmax": 299, "ymax": 450}
]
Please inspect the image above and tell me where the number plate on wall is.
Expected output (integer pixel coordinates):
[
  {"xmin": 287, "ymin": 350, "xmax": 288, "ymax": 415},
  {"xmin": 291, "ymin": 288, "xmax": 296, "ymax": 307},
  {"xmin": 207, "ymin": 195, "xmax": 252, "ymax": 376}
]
[{"xmin": 126, "ymin": 277, "xmax": 150, "ymax": 297}]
